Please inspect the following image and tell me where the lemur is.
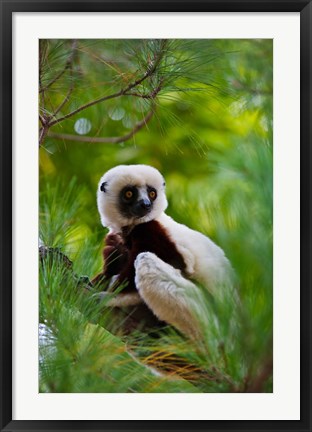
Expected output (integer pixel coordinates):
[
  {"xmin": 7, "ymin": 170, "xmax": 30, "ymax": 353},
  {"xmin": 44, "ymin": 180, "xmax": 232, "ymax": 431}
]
[{"xmin": 92, "ymin": 164, "xmax": 232, "ymax": 338}]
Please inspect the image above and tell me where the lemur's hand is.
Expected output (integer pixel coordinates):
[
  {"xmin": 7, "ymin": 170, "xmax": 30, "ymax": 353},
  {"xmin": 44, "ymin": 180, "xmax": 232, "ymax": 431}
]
[
  {"xmin": 105, "ymin": 232, "xmax": 123, "ymax": 247},
  {"xmin": 103, "ymin": 233, "xmax": 129, "ymax": 277}
]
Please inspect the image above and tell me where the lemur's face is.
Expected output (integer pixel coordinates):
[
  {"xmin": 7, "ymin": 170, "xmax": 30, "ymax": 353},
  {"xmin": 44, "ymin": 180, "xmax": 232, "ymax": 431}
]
[
  {"xmin": 97, "ymin": 165, "xmax": 168, "ymax": 232},
  {"xmin": 118, "ymin": 183, "xmax": 157, "ymax": 219}
]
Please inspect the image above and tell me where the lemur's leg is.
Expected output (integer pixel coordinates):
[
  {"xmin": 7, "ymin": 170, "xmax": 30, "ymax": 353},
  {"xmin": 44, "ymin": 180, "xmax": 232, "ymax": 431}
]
[
  {"xmin": 134, "ymin": 252, "xmax": 204, "ymax": 339},
  {"xmin": 95, "ymin": 290, "xmax": 142, "ymax": 307}
]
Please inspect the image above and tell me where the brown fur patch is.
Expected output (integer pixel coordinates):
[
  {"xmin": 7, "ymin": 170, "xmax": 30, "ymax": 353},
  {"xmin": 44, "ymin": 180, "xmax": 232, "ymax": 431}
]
[
  {"xmin": 93, "ymin": 220, "xmax": 186, "ymax": 332},
  {"xmin": 117, "ymin": 220, "xmax": 186, "ymax": 292}
]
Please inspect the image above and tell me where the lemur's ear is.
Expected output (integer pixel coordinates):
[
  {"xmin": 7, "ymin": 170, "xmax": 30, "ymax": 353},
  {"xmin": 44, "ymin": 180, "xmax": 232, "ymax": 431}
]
[{"xmin": 100, "ymin": 182, "xmax": 107, "ymax": 192}]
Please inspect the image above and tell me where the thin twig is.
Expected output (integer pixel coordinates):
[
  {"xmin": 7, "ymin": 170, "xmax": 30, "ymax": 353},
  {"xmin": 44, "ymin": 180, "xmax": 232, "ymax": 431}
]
[
  {"xmin": 124, "ymin": 82, "xmax": 163, "ymax": 100},
  {"xmin": 53, "ymin": 66, "xmax": 75, "ymax": 116},
  {"xmin": 39, "ymin": 126, "xmax": 49, "ymax": 146},
  {"xmin": 123, "ymin": 92, "xmax": 153, "ymax": 99},
  {"xmin": 39, "ymin": 114, "xmax": 46, "ymax": 126},
  {"xmin": 47, "ymin": 107, "xmax": 155, "ymax": 144},
  {"xmin": 39, "ymin": 39, "xmax": 78, "ymax": 93},
  {"xmin": 48, "ymin": 89, "xmax": 126, "ymax": 127},
  {"xmin": 48, "ymin": 40, "xmax": 167, "ymax": 128},
  {"xmin": 39, "ymin": 40, "xmax": 167, "ymax": 147}
]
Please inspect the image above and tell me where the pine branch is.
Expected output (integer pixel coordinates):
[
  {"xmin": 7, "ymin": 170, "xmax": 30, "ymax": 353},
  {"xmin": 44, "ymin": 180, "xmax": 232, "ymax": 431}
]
[
  {"xmin": 47, "ymin": 105, "xmax": 155, "ymax": 144},
  {"xmin": 53, "ymin": 66, "xmax": 75, "ymax": 116},
  {"xmin": 39, "ymin": 245, "xmax": 93, "ymax": 292},
  {"xmin": 47, "ymin": 41, "xmax": 167, "ymax": 129},
  {"xmin": 39, "ymin": 39, "xmax": 78, "ymax": 94},
  {"xmin": 39, "ymin": 40, "xmax": 167, "ymax": 146},
  {"xmin": 39, "ymin": 114, "xmax": 46, "ymax": 126}
]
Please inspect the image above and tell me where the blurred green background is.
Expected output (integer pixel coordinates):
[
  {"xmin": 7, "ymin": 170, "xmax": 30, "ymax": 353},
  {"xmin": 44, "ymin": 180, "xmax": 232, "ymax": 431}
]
[{"xmin": 39, "ymin": 39, "xmax": 273, "ymax": 393}]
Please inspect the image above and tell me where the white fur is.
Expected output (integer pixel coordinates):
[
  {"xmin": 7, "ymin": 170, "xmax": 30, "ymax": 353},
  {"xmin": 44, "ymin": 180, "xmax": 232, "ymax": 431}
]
[
  {"xmin": 96, "ymin": 164, "xmax": 232, "ymax": 337},
  {"xmin": 134, "ymin": 252, "xmax": 204, "ymax": 338},
  {"xmin": 95, "ymin": 291, "xmax": 142, "ymax": 307},
  {"xmin": 97, "ymin": 164, "xmax": 167, "ymax": 233},
  {"xmin": 156, "ymin": 213, "xmax": 232, "ymax": 293}
]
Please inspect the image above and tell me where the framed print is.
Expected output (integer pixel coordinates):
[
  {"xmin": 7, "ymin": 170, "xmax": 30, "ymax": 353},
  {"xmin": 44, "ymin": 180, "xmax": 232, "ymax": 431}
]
[{"xmin": 1, "ymin": 0, "xmax": 311, "ymax": 431}]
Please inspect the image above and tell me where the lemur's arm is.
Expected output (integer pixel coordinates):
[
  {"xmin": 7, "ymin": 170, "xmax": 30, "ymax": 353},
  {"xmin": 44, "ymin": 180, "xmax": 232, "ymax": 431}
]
[
  {"xmin": 91, "ymin": 233, "xmax": 129, "ymax": 286},
  {"xmin": 134, "ymin": 252, "xmax": 204, "ymax": 339},
  {"xmin": 96, "ymin": 250, "xmax": 205, "ymax": 337},
  {"xmin": 92, "ymin": 232, "xmax": 143, "ymax": 307}
]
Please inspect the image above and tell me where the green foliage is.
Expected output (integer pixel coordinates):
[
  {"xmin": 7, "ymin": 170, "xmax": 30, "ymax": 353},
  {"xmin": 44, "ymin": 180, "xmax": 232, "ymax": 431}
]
[
  {"xmin": 39, "ymin": 39, "xmax": 273, "ymax": 393},
  {"xmin": 39, "ymin": 256, "xmax": 198, "ymax": 393}
]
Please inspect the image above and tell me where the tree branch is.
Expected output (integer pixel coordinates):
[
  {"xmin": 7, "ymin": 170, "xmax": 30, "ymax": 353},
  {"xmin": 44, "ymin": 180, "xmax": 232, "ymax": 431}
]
[
  {"xmin": 47, "ymin": 106, "xmax": 155, "ymax": 144},
  {"xmin": 47, "ymin": 40, "xmax": 167, "ymax": 128},
  {"xmin": 123, "ymin": 82, "xmax": 163, "ymax": 100},
  {"xmin": 48, "ymin": 89, "xmax": 126, "ymax": 128},
  {"xmin": 39, "ymin": 40, "xmax": 167, "ymax": 147},
  {"xmin": 39, "ymin": 246, "xmax": 93, "ymax": 292},
  {"xmin": 39, "ymin": 114, "xmax": 46, "ymax": 126},
  {"xmin": 39, "ymin": 126, "xmax": 49, "ymax": 146},
  {"xmin": 53, "ymin": 66, "xmax": 75, "ymax": 116}
]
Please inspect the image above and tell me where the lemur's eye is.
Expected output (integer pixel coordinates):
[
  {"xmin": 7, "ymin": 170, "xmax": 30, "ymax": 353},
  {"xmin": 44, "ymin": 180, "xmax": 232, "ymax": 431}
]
[
  {"xmin": 124, "ymin": 190, "xmax": 133, "ymax": 199},
  {"xmin": 149, "ymin": 190, "xmax": 157, "ymax": 200}
]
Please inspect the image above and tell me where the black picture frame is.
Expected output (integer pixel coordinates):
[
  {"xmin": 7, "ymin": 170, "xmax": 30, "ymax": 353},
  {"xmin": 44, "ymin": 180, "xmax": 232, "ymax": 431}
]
[{"xmin": 1, "ymin": 1, "xmax": 311, "ymax": 431}]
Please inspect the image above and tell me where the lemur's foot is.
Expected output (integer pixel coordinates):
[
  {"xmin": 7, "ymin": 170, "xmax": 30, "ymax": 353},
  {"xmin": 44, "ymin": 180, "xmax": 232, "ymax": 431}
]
[{"xmin": 92, "ymin": 291, "xmax": 142, "ymax": 308}]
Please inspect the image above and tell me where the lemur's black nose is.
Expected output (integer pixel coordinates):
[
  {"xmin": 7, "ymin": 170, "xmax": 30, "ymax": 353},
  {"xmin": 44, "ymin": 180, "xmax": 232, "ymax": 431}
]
[{"xmin": 139, "ymin": 199, "xmax": 151, "ymax": 209}]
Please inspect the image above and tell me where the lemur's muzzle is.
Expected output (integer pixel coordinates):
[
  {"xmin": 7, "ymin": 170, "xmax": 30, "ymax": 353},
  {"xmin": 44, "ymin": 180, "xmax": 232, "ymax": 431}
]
[{"xmin": 133, "ymin": 198, "xmax": 152, "ymax": 217}]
